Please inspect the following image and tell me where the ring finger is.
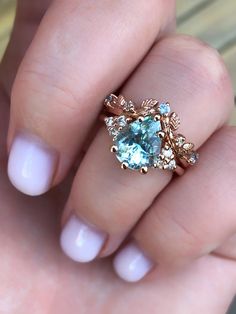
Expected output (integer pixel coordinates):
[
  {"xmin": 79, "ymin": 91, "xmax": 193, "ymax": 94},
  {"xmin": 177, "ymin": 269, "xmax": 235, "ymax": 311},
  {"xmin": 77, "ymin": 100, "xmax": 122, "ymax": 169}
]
[{"xmin": 60, "ymin": 35, "xmax": 233, "ymax": 263}]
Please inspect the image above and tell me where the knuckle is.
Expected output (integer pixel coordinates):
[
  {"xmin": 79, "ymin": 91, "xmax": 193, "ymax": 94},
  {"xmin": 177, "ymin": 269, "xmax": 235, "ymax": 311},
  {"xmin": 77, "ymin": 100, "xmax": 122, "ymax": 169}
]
[
  {"xmin": 148, "ymin": 203, "xmax": 205, "ymax": 263},
  {"xmin": 75, "ymin": 185, "xmax": 141, "ymax": 235},
  {"xmin": 151, "ymin": 35, "xmax": 233, "ymax": 111},
  {"xmin": 165, "ymin": 210, "xmax": 205, "ymax": 259},
  {"xmin": 12, "ymin": 59, "xmax": 81, "ymax": 115},
  {"xmin": 213, "ymin": 126, "xmax": 236, "ymax": 168},
  {"xmin": 100, "ymin": 193, "xmax": 142, "ymax": 234},
  {"xmin": 169, "ymin": 35, "xmax": 228, "ymax": 84}
]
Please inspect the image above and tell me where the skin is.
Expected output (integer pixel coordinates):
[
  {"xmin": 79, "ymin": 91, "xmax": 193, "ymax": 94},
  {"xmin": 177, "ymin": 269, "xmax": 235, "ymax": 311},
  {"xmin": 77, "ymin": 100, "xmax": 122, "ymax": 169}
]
[{"xmin": 0, "ymin": 0, "xmax": 236, "ymax": 313}]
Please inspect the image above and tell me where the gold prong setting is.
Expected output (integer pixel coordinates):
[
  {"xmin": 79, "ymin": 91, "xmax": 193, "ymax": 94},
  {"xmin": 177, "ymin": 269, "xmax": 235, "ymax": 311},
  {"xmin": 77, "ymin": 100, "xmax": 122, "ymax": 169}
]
[
  {"xmin": 138, "ymin": 116, "xmax": 145, "ymax": 123},
  {"xmin": 156, "ymin": 131, "xmax": 165, "ymax": 139},
  {"xmin": 140, "ymin": 167, "xmax": 148, "ymax": 174},
  {"xmin": 121, "ymin": 162, "xmax": 128, "ymax": 170},
  {"xmin": 154, "ymin": 114, "xmax": 161, "ymax": 121},
  {"xmin": 110, "ymin": 145, "xmax": 118, "ymax": 153}
]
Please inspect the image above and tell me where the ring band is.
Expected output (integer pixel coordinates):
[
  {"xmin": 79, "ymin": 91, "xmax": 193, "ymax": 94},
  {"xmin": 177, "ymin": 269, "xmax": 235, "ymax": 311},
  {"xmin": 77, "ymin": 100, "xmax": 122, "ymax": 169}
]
[{"xmin": 103, "ymin": 94, "xmax": 199, "ymax": 175}]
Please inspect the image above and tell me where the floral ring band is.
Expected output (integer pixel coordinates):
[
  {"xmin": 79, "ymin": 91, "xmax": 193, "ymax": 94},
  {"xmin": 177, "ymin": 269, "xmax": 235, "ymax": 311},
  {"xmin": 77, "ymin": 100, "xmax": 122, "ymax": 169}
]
[{"xmin": 103, "ymin": 94, "xmax": 199, "ymax": 175}]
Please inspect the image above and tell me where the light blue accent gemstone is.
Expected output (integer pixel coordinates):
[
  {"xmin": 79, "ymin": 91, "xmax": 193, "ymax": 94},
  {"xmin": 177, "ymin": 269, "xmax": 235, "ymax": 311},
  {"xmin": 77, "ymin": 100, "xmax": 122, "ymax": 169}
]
[
  {"xmin": 115, "ymin": 116, "xmax": 162, "ymax": 170},
  {"xmin": 189, "ymin": 152, "xmax": 199, "ymax": 164},
  {"xmin": 159, "ymin": 102, "xmax": 170, "ymax": 115}
]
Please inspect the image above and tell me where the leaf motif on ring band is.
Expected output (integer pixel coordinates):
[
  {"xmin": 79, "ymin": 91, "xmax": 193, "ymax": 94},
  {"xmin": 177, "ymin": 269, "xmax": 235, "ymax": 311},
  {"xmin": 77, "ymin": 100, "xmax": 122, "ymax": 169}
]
[{"xmin": 169, "ymin": 112, "xmax": 180, "ymax": 130}]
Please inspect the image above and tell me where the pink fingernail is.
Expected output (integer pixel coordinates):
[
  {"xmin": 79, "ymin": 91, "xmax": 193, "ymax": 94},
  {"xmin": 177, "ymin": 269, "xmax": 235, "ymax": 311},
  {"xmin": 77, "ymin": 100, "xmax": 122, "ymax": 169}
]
[
  {"xmin": 8, "ymin": 134, "xmax": 57, "ymax": 196},
  {"xmin": 113, "ymin": 242, "xmax": 154, "ymax": 282},
  {"xmin": 60, "ymin": 215, "xmax": 107, "ymax": 263}
]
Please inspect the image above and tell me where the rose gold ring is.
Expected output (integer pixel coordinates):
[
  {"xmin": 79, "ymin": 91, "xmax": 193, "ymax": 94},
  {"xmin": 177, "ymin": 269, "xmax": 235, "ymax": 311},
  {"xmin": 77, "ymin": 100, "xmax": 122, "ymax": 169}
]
[{"xmin": 102, "ymin": 94, "xmax": 199, "ymax": 175}]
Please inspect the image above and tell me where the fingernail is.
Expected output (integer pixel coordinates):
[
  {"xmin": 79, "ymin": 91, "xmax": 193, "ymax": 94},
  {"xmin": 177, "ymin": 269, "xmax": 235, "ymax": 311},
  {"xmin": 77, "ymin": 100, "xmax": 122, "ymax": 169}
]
[
  {"xmin": 8, "ymin": 133, "xmax": 57, "ymax": 196},
  {"xmin": 60, "ymin": 215, "xmax": 107, "ymax": 263},
  {"xmin": 113, "ymin": 242, "xmax": 154, "ymax": 282}
]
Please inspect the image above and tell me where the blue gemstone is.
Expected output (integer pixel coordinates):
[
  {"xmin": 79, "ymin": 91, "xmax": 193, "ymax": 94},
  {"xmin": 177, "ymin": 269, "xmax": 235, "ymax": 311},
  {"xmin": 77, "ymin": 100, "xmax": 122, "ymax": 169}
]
[
  {"xmin": 115, "ymin": 116, "xmax": 162, "ymax": 169},
  {"xmin": 159, "ymin": 103, "xmax": 170, "ymax": 115}
]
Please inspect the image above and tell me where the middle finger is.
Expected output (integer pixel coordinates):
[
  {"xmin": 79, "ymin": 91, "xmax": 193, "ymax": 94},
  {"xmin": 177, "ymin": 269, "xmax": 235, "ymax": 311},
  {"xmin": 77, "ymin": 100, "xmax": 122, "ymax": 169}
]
[{"xmin": 60, "ymin": 35, "xmax": 233, "ymax": 262}]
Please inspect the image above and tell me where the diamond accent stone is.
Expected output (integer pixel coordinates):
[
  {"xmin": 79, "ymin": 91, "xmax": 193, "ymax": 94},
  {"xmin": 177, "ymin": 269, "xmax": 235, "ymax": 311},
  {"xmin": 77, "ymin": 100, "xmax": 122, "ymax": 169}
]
[
  {"xmin": 162, "ymin": 148, "xmax": 173, "ymax": 158},
  {"xmin": 188, "ymin": 152, "xmax": 199, "ymax": 165},
  {"xmin": 108, "ymin": 127, "xmax": 119, "ymax": 137},
  {"xmin": 106, "ymin": 95, "xmax": 113, "ymax": 102},
  {"xmin": 105, "ymin": 117, "xmax": 115, "ymax": 127},
  {"xmin": 168, "ymin": 159, "xmax": 176, "ymax": 170},
  {"xmin": 175, "ymin": 135, "xmax": 186, "ymax": 147},
  {"xmin": 117, "ymin": 116, "xmax": 127, "ymax": 127},
  {"xmin": 154, "ymin": 157, "xmax": 164, "ymax": 169},
  {"xmin": 121, "ymin": 100, "xmax": 135, "ymax": 112},
  {"xmin": 114, "ymin": 116, "xmax": 162, "ymax": 170}
]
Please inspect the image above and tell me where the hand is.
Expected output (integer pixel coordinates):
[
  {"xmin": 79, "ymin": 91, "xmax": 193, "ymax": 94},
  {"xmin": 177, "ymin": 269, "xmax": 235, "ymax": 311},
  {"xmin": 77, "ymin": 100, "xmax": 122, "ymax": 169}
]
[{"xmin": 0, "ymin": 1, "xmax": 236, "ymax": 313}]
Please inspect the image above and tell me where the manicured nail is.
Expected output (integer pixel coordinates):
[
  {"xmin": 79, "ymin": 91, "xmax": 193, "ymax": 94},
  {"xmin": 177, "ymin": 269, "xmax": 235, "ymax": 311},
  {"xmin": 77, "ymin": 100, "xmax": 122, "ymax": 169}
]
[
  {"xmin": 8, "ymin": 134, "xmax": 57, "ymax": 196},
  {"xmin": 60, "ymin": 215, "xmax": 107, "ymax": 263},
  {"xmin": 113, "ymin": 242, "xmax": 154, "ymax": 282}
]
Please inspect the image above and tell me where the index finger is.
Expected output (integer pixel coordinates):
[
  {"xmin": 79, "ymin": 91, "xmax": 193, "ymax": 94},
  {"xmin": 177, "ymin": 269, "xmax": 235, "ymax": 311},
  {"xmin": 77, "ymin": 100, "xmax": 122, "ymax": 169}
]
[{"xmin": 7, "ymin": 0, "xmax": 175, "ymax": 195}]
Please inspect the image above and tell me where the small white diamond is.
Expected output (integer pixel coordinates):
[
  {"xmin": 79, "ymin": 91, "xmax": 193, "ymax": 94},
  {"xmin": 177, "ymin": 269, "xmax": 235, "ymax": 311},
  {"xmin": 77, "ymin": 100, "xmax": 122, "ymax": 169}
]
[
  {"xmin": 105, "ymin": 117, "xmax": 114, "ymax": 127},
  {"xmin": 108, "ymin": 127, "xmax": 119, "ymax": 137},
  {"xmin": 175, "ymin": 136, "xmax": 185, "ymax": 147},
  {"xmin": 123, "ymin": 101, "xmax": 134, "ymax": 112},
  {"xmin": 168, "ymin": 159, "xmax": 176, "ymax": 170},
  {"xmin": 162, "ymin": 148, "xmax": 173, "ymax": 158},
  {"xmin": 154, "ymin": 158, "xmax": 164, "ymax": 169},
  {"xmin": 117, "ymin": 116, "xmax": 127, "ymax": 127}
]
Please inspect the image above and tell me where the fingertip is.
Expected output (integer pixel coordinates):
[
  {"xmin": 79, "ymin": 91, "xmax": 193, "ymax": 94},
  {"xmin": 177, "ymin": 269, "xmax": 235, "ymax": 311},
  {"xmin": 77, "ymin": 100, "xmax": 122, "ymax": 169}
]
[
  {"xmin": 113, "ymin": 242, "xmax": 154, "ymax": 283},
  {"xmin": 7, "ymin": 133, "xmax": 57, "ymax": 196},
  {"xmin": 60, "ymin": 215, "xmax": 107, "ymax": 263}
]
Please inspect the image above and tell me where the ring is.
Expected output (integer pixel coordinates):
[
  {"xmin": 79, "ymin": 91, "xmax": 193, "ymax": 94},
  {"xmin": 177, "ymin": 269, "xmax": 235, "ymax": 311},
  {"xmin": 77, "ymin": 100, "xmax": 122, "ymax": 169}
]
[{"xmin": 103, "ymin": 94, "xmax": 199, "ymax": 175}]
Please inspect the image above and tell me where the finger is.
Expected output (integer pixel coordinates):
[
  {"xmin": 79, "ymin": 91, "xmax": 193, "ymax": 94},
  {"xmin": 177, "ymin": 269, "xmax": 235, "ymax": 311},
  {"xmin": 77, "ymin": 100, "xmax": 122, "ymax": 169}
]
[
  {"xmin": 216, "ymin": 233, "xmax": 236, "ymax": 260},
  {"xmin": 113, "ymin": 126, "xmax": 236, "ymax": 282},
  {"xmin": 0, "ymin": 1, "xmax": 51, "ymax": 153},
  {"xmin": 7, "ymin": 0, "xmax": 175, "ymax": 196},
  {"xmin": 0, "ymin": 0, "xmax": 51, "ymax": 95},
  {"xmin": 60, "ymin": 35, "xmax": 233, "ymax": 264}
]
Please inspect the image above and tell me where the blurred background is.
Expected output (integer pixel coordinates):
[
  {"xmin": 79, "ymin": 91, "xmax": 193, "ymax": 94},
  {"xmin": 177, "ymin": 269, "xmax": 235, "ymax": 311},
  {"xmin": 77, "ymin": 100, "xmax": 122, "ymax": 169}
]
[{"xmin": 0, "ymin": 0, "xmax": 236, "ymax": 313}]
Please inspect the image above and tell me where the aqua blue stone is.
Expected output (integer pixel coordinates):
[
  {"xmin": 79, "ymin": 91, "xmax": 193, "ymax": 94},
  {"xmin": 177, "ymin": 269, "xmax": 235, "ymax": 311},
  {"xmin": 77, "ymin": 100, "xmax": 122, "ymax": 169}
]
[
  {"xmin": 159, "ymin": 103, "xmax": 170, "ymax": 115},
  {"xmin": 115, "ymin": 116, "xmax": 162, "ymax": 170}
]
